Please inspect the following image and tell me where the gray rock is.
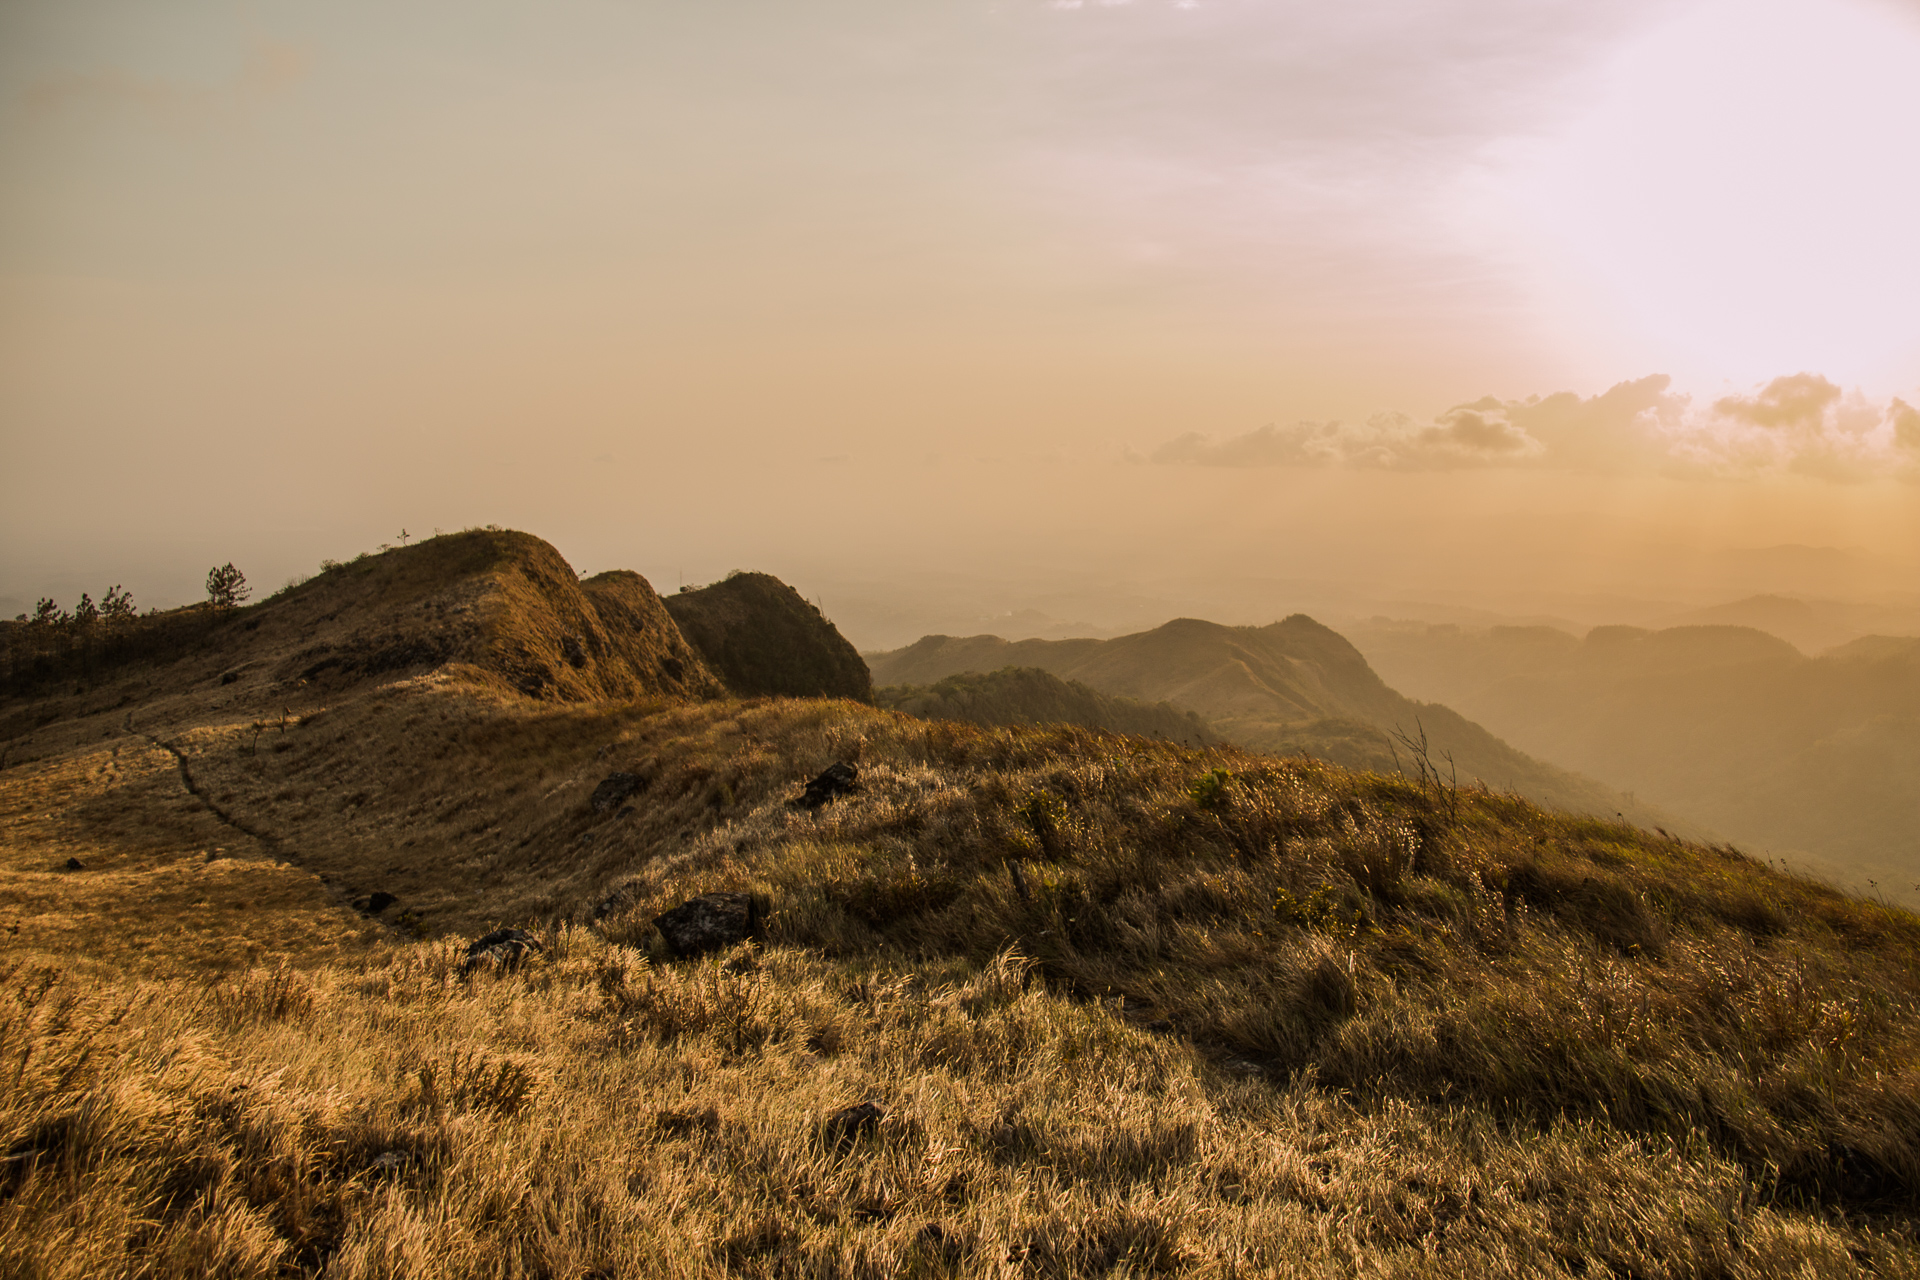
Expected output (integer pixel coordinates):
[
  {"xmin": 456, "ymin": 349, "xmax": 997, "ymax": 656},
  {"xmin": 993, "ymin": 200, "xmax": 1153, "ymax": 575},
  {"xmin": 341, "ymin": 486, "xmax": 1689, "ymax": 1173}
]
[
  {"xmin": 463, "ymin": 927, "xmax": 544, "ymax": 974},
  {"xmin": 589, "ymin": 772, "xmax": 645, "ymax": 813},
  {"xmin": 792, "ymin": 762, "xmax": 860, "ymax": 810},
  {"xmin": 652, "ymin": 892, "xmax": 759, "ymax": 958}
]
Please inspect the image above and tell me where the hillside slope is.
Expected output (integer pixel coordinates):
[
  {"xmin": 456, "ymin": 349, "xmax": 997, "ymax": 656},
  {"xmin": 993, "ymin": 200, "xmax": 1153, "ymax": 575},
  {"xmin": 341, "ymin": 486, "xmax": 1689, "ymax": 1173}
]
[
  {"xmin": 1349, "ymin": 620, "xmax": 1920, "ymax": 902},
  {"xmin": 666, "ymin": 572, "xmax": 871, "ymax": 701},
  {"xmin": 4, "ymin": 534, "xmax": 1918, "ymax": 1276},
  {"xmin": 869, "ymin": 617, "xmax": 1662, "ymax": 826},
  {"xmin": 0, "ymin": 529, "xmax": 724, "ymax": 714},
  {"xmin": 875, "ymin": 666, "xmax": 1216, "ymax": 742}
]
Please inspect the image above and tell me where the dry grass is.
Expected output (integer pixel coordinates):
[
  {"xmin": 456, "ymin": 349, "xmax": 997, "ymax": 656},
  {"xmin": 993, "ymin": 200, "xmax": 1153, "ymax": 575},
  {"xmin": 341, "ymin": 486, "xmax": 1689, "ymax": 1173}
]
[
  {"xmin": 6, "ymin": 938, "xmax": 1915, "ymax": 1279},
  {"xmin": 4, "ymin": 625, "xmax": 1919, "ymax": 1273}
]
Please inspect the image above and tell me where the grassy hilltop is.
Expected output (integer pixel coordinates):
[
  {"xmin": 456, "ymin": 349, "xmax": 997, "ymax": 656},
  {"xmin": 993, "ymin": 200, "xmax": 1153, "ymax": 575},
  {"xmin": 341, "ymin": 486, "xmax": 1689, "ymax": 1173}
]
[{"xmin": 3, "ymin": 530, "xmax": 1919, "ymax": 1278}]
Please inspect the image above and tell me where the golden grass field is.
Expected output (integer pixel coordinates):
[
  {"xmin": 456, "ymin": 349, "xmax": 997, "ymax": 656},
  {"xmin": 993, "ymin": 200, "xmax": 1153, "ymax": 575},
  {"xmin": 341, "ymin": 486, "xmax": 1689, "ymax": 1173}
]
[{"xmin": 2, "ymin": 535, "xmax": 1917, "ymax": 1277}]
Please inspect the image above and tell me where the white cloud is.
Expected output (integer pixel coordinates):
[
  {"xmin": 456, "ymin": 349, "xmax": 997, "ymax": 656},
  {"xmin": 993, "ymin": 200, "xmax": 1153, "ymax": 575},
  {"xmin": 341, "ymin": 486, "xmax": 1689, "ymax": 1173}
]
[{"xmin": 1151, "ymin": 373, "xmax": 1920, "ymax": 480}]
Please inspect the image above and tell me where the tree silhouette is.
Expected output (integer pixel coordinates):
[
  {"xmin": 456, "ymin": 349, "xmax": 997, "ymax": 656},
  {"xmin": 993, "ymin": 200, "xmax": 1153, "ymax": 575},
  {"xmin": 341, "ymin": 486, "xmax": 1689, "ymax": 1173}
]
[{"xmin": 206, "ymin": 563, "xmax": 251, "ymax": 611}]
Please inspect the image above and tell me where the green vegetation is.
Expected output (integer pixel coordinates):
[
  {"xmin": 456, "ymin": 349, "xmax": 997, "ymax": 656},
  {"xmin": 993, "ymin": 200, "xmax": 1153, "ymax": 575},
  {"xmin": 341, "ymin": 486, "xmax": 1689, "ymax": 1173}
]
[
  {"xmin": 3, "ymin": 529, "xmax": 1917, "ymax": 1276},
  {"xmin": 876, "ymin": 666, "xmax": 1214, "ymax": 742}
]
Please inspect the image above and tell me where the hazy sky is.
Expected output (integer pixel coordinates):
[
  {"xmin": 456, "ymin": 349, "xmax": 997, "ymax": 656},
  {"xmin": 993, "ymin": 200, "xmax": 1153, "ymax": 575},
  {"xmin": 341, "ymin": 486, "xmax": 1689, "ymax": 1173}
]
[{"xmin": 3, "ymin": 0, "xmax": 1918, "ymax": 638}]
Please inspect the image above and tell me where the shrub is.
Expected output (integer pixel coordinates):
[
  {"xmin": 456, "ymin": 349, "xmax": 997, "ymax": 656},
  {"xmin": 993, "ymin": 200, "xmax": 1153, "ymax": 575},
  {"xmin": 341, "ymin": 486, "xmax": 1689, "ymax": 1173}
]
[{"xmin": 205, "ymin": 563, "xmax": 251, "ymax": 611}]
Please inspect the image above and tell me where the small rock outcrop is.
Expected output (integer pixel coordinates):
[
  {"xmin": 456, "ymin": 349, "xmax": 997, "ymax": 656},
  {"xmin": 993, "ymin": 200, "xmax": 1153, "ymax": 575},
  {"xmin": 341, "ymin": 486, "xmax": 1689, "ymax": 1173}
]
[
  {"xmin": 463, "ymin": 927, "xmax": 544, "ymax": 974},
  {"xmin": 824, "ymin": 1100, "xmax": 885, "ymax": 1147},
  {"xmin": 590, "ymin": 772, "xmax": 646, "ymax": 813},
  {"xmin": 792, "ymin": 762, "xmax": 860, "ymax": 810},
  {"xmin": 664, "ymin": 572, "xmax": 871, "ymax": 701},
  {"xmin": 652, "ymin": 892, "xmax": 760, "ymax": 958}
]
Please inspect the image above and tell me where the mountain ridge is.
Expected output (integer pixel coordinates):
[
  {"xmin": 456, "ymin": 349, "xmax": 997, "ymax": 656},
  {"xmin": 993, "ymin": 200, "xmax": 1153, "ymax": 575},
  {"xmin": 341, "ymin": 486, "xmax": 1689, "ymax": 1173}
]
[{"xmin": 869, "ymin": 615, "xmax": 1673, "ymax": 828}]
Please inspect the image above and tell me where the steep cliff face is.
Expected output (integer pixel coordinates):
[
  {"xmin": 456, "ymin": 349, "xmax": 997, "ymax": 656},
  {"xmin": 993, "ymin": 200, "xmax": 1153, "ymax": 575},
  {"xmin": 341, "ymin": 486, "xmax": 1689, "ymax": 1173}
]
[{"xmin": 665, "ymin": 572, "xmax": 871, "ymax": 701}]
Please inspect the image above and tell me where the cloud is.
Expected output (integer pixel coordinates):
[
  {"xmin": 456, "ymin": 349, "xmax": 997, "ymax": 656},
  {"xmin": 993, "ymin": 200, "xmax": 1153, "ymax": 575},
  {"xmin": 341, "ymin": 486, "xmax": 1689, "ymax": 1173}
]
[
  {"xmin": 1153, "ymin": 375, "xmax": 1674, "ymax": 471},
  {"xmin": 1674, "ymin": 374, "xmax": 1911, "ymax": 482},
  {"xmin": 1711, "ymin": 373, "xmax": 1842, "ymax": 428},
  {"xmin": 1152, "ymin": 373, "xmax": 1920, "ymax": 480},
  {"xmin": 1893, "ymin": 399, "xmax": 1920, "ymax": 452}
]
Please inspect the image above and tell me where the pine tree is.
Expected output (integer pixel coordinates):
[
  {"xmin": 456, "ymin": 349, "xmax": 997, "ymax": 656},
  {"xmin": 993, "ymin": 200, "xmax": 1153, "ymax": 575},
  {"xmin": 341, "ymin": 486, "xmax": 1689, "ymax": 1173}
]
[{"xmin": 206, "ymin": 564, "xmax": 251, "ymax": 611}]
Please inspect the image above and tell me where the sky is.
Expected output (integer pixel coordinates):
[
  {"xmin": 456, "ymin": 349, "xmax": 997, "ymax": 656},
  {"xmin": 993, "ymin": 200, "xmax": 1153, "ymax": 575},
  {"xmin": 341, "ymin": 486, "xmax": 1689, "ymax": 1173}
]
[{"xmin": 3, "ymin": 0, "xmax": 1919, "ymax": 646}]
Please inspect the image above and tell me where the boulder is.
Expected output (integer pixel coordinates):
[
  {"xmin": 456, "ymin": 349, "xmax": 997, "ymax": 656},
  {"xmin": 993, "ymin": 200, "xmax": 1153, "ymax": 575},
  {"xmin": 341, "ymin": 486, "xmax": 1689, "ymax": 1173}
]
[
  {"xmin": 824, "ymin": 1100, "xmax": 885, "ymax": 1147},
  {"xmin": 63, "ymin": 857, "xmax": 84, "ymax": 871},
  {"xmin": 463, "ymin": 927, "xmax": 544, "ymax": 974},
  {"xmin": 652, "ymin": 892, "xmax": 760, "ymax": 958},
  {"xmin": 792, "ymin": 762, "xmax": 860, "ymax": 810},
  {"xmin": 590, "ymin": 771, "xmax": 646, "ymax": 813}
]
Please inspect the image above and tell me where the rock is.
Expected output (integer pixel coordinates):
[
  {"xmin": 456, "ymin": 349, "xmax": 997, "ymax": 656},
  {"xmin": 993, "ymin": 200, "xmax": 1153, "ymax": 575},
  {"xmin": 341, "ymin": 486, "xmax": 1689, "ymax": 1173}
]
[
  {"xmin": 792, "ymin": 762, "xmax": 860, "ymax": 810},
  {"xmin": 359, "ymin": 891, "xmax": 397, "ymax": 914},
  {"xmin": 653, "ymin": 1106, "xmax": 721, "ymax": 1138},
  {"xmin": 824, "ymin": 1100, "xmax": 885, "ymax": 1147},
  {"xmin": 463, "ymin": 927, "xmax": 544, "ymax": 973},
  {"xmin": 590, "ymin": 771, "xmax": 646, "ymax": 813},
  {"xmin": 652, "ymin": 892, "xmax": 760, "ymax": 958},
  {"xmin": 63, "ymin": 857, "xmax": 84, "ymax": 872}
]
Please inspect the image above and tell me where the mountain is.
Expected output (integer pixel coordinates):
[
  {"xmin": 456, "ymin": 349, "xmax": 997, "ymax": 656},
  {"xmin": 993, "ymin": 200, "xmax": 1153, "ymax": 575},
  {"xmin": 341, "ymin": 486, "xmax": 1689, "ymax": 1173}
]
[
  {"xmin": 665, "ymin": 571, "xmax": 871, "ymax": 701},
  {"xmin": 869, "ymin": 616, "xmax": 1667, "ymax": 826},
  {"xmin": 1650, "ymin": 594, "xmax": 1920, "ymax": 655},
  {"xmin": 875, "ymin": 666, "xmax": 1216, "ymax": 741},
  {"xmin": 1346, "ymin": 619, "xmax": 1920, "ymax": 903},
  {"xmin": 0, "ymin": 528, "xmax": 724, "ymax": 712},
  {"xmin": 5, "ymin": 529, "xmax": 1918, "ymax": 1274}
]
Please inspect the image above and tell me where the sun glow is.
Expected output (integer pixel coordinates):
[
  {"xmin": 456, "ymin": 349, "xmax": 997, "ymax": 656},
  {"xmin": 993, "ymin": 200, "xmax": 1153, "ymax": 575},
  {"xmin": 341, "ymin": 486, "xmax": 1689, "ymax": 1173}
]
[{"xmin": 1498, "ymin": 0, "xmax": 1920, "ymax": 393}]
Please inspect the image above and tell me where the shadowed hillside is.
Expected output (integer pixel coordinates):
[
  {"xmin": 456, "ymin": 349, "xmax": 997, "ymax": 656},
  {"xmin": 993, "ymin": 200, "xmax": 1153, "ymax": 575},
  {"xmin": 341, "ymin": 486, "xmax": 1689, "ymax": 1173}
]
[
  {"xmin": 4, "ymin": 531, "xmax": 1918, "ymax": 1276},
  {"xmin": 869, "ymin": 617, "xmax": 1669, "ymax": 828},
  {"xmin": 876, "ymin": 666, "xmax": 1216, "ymax": 741},
  {"xmin": 666, "ymin": 572, "xmax": 871, "ymax": 701},
  {"xmin": 1348, "ymin": 619, "xmax": 1920, "ymax": 903}
]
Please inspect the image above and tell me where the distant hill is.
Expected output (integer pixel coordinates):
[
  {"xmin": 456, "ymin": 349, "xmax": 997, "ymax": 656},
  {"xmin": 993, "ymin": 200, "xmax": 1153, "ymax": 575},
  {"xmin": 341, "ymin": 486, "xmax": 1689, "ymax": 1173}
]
[
  {"xmin": 1649, "ymin": 594, "xmax": 1920, "ymax": 655},
  {"xmin": 1346, "ymin": 619, "xmax": 1920, "ymax": 902},
  {"xmin": 869, "ymin": 616, "xmax": 1666, "ymax": 826},
  {"xmin": 876, "ymin": 666, "xmax": 1215, "ymax": 741},
  {"xmin": 665, "ymin": 572, "xmax": 871, "ymax": 701}
]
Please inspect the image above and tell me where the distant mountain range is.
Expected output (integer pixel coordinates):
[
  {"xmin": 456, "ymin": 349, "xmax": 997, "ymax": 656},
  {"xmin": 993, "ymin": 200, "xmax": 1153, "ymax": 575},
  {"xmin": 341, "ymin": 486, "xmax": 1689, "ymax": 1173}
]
[
  {"xmin": 1644, "ymin": 594, "xmax": 1920, "ymax": 655},
  {"xmin": 1346, "ymin": 619, "xmax": 1920, "ymax": 903},
  {"xmin": 869, "ymin": 616, "xmax": 1672, "ymax": 828}
]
